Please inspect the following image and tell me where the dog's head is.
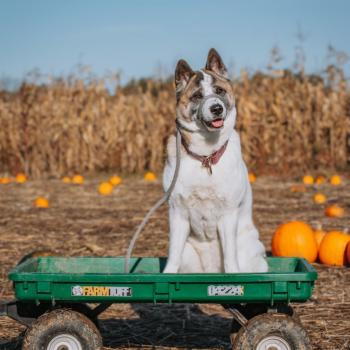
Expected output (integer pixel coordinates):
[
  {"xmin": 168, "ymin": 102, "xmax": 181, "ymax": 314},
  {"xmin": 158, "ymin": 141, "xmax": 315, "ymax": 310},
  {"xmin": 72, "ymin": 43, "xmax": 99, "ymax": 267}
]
[{"xmin": 175, "ymin": 48, "xmax": 235, "ymax": 133}]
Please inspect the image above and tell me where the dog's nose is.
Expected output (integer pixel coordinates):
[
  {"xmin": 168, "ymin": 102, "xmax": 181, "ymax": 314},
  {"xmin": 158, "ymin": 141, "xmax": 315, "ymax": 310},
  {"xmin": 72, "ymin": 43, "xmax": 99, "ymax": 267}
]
[{"xmin": 210, "ymin": 104, "xmax": 223, "ymax": 116}]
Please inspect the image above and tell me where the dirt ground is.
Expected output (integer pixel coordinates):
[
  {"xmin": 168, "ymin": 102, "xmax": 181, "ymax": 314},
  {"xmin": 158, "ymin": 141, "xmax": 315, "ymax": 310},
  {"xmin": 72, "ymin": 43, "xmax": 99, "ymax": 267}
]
[{"xmin": 0, "ymin": 174, "xmax": 349, "ymax": 349}]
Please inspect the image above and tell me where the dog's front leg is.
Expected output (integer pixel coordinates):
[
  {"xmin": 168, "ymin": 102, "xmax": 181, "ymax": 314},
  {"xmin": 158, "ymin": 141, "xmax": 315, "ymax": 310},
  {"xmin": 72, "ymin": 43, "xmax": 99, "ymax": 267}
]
[
  {"xmin": 163, "ymin": 207, "xmax": 190, "ymax": 273},
  {"xmin": 218, "ymin": 210, "xmax": 240, "ymax": 273}
]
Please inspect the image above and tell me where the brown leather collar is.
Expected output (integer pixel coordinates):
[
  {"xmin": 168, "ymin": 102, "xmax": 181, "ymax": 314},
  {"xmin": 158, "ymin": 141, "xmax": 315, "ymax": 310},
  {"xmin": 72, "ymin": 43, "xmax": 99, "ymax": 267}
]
[{"xmin": 181, "ymin": 137, "xmax": 228, "ymax": 175}]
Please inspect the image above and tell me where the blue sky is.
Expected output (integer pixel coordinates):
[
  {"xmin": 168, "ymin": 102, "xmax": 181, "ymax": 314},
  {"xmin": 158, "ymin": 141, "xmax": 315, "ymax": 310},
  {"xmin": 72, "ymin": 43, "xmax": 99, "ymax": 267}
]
[{"xmin": 0, "ymin": 0, "xmax": 349, "ymax": 84}]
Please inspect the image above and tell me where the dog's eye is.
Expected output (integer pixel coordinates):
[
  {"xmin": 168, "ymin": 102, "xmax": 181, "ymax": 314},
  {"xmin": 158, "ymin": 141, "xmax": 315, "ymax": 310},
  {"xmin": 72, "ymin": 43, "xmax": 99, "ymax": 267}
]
[
  {"xmin": 190, "ymin": 91, "xmax": 203, "ymax": 102},
  {"xmin": 214, "ymin": 86, "xmax": 226, "ymax": 96}
]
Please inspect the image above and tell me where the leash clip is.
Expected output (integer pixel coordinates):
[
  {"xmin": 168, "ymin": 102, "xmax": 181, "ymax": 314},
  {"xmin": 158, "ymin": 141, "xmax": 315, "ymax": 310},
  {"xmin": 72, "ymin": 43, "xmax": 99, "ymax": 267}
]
[{"xmin": 202, "ymin": 156, "xmax": 213, "ymax": 175}]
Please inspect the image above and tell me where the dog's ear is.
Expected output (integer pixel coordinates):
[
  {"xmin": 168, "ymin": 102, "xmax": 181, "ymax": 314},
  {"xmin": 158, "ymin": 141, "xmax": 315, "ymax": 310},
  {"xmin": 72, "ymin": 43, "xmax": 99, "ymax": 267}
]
[
  {"xmin": 205, "ymin": 48, "xmax": 228, "ymax": 78},
  {"xmin": 175, "ymin": 59, "xmax": 194, "ymax": 94}
]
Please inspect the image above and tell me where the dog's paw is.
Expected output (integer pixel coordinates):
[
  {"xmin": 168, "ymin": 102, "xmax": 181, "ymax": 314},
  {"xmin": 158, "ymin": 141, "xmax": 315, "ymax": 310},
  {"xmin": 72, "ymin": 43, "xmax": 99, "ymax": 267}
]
[
  {"xmin": 163, "ymin": 264, "xmax": 178, "ymax": 273},
  {"xmin": 224, "ymin": 268, "xmax": 240, "ymax": 273},
  {"xmin": 224, "ymin": 263, "xmax": 240, "ymax": 273},
  {"xmin": 243, "ymin": 255, "xmax": 268, "ymax": 273}
]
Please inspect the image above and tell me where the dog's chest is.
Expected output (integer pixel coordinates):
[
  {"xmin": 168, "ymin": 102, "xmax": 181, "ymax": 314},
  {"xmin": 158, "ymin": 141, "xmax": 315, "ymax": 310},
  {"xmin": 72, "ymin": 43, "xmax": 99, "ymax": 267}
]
[
  {"xmin": 169, "ymin": 144, "xmax": 246, "ymax": 238},
  {"xmin": 175, "ymin": 162, "xmax": 244, "ymax": 211}
]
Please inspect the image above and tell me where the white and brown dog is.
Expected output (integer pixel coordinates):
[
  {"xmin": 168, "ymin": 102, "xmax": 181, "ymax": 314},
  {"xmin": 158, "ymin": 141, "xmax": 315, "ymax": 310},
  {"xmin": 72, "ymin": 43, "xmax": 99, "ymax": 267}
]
[{"xmin": 163, "ymin": 49, "xmax": 268, "ymax": 273}]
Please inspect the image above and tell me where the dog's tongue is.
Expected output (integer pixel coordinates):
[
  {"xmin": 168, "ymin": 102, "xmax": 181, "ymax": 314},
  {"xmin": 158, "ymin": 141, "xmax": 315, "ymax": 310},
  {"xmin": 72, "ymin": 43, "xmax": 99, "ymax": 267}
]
[{"xmin": 211, "ymin": 119, "xmax": 224, "ymax": 128}]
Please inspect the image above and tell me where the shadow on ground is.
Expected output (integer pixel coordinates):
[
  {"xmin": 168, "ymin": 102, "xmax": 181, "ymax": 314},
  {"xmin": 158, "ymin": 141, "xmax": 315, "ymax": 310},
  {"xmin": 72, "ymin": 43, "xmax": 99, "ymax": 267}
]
[
  {"xmin": 0, "ymin": 304, "xmax": 232, "ymax": 350},
  {"xmin": 101, "ymin": 304, "xmax": 232, "ymax": 349}
]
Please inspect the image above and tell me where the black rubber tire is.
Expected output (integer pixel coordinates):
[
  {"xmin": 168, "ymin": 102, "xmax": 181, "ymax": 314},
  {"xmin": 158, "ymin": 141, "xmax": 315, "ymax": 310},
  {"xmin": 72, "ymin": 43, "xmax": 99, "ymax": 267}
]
[
  {"xmin": 22, "ymin": 309, "xmax": 102, "ymax": 350},
  {"xmin": 232, "ymin": 313, "xmax": 311, "ymax": 350},
  {"xmin": 229, "ymin": 303, "xmax": 298, "ymax": 334},
  {"xmin": 56, "ymin": 303, "xmax": 100, "ymax": 328},
  {"xmin": 229, "ymin": 303, "xmax": 269, "ymax": 334}
]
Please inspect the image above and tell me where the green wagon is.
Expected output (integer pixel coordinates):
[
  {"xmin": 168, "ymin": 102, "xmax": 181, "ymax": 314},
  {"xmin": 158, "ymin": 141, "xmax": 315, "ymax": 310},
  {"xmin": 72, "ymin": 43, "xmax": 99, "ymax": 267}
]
[{"xmin": 1, "ymin": 255, "xmax": 317, "ymax": 349}]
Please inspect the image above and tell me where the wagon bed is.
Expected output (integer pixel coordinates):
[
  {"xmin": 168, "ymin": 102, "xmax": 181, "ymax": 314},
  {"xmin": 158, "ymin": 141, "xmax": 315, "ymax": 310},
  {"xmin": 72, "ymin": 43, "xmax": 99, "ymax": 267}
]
[
  {"xmin": 9, "ymin": 256, "xmax": 317, "ymax": 304},
  {"xmin": 2, "ymin": 256, "xmax": 318, "ymax": 349}
]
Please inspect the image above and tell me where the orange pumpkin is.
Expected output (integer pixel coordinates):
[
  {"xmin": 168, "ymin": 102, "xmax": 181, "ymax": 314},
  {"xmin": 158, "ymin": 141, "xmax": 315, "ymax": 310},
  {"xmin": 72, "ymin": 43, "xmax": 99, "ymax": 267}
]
[
  {"xmin": 319, "ymin": 231, "xmax": 350, "ymax": 266},
  {"xmin": 72, "ymin": 175, "xmax": 84, "ymax": 184},
  {"xmin": 16, "ymin": 173, "xmax": 27, "ymax": 183},
  {"xmin": 346, "ymin": 242, "xmax": 350, "ymax": 265},
  {"xmin": 325, "ymin": 205, "xmax": 344, "ymax": 218},
  {"xmin": 34, "ymin": 197, "xmax": 49, "ymax": 208},
  {"xmin": 313, "ymin": 193, "xmax": 327, "ymax": 204},
  {"xmin": 109, "ymin": 175, "xmax": 122, "ymax": 186},
  {"xmin": 315, "ymin": 176, "xmax": 326, "ymax": 185},
  {"xmin": 248, "ymin": 173, "xmax": 256, "ymax": 183},
  {"xmin": 314, "ymin": 229, "xmax": 327, "ymax": 250},
  {"xmin": 144, "ymin": 171, "xmax": 157, "ymax": 181},
  {"xmin": 303, "ymin": 175, "xmax": 314, "ymax": 185},
  {"xmin": 62, "ymin": 176, "xmax": 71, "ymax": 183},
  {"xmin": 98, "ymin": 182, "xmax": 113, "ymax": 195},
  {"xmin": 272, "ymin": 221, "xmax": 318, "ymax": 263},
  {"xmin": 330, "ymin": 175, "xmax": 342, "ymax": 186}
]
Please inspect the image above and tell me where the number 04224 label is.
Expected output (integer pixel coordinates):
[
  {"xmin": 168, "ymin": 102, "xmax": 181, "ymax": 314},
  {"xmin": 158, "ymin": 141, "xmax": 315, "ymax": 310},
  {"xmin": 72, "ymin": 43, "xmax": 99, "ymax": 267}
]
[{"xmin": 207, "ymin": 285, "xmax": 244, "ymax": 296}]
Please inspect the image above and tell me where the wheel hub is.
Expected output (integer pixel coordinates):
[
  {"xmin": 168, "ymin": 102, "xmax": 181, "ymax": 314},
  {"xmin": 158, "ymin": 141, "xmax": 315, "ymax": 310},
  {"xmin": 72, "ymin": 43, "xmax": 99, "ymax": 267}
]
[
  {"xmin": 256, "ymin": 334, "xmax": 291, "ymax": 350},
  {"xmin": 47, "ymin": 334, "xmax": 82, "ymax": 350}
]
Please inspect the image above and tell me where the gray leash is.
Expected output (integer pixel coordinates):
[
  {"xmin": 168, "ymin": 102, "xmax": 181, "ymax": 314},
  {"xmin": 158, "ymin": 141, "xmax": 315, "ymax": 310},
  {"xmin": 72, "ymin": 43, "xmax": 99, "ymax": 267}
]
[
  {"xmin": 124, "ymin": 128, "xmax": 182, "ymax": 273},
  {"xmin": 124, "ymin": 93, "xmax": 227, "ymax": 272}
]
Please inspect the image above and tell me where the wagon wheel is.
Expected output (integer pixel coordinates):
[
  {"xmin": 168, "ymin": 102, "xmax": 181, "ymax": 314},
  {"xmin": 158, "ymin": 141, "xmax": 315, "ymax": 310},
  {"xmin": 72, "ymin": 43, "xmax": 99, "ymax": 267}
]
[
  {"xmin": 22, "ymin": 309, "xmax": 102, "ymax": 350},
  {"xmin": 229, "ymin": 303, "xmax": 298, "ymax": 334},
  {"xmin": 231, "ymin": 313, "xmax": 310, "ymax": 350},
  {"xmin": 55, "ymin": 303, "xmax": 100, "ymax": 328}
]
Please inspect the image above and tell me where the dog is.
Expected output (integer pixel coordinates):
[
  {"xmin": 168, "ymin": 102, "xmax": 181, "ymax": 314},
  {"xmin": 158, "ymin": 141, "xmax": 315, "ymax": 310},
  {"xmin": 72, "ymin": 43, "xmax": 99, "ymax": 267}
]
[{"xmin": 162, "ymin": 48, "xmax": 268, "ymax": 273}]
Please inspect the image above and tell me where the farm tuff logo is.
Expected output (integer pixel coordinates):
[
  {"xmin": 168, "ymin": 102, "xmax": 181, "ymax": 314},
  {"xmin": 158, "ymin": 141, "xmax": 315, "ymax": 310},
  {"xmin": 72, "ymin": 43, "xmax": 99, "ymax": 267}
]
[{"xmin": 71, "ymin": 285, "xmax": 132, "ymax": 297}]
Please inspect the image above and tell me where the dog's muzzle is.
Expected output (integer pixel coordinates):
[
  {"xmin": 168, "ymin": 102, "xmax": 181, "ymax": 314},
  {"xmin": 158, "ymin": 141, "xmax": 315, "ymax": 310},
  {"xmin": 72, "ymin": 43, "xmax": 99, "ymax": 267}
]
[{"xmin": 198, "ymin": 94, "xmax": 228, "ymax": 130}]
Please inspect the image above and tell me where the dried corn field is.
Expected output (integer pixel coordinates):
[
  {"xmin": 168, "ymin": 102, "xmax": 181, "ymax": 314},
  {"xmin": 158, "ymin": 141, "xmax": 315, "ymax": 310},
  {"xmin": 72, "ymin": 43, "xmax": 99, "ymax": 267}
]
[
  {"xmin": 0, "ymin": 68, "xmax": 350, "ymax": 179},
  {"xmin": 0, "ymin": 175, "xmax": 349, "ymax": 349}
]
